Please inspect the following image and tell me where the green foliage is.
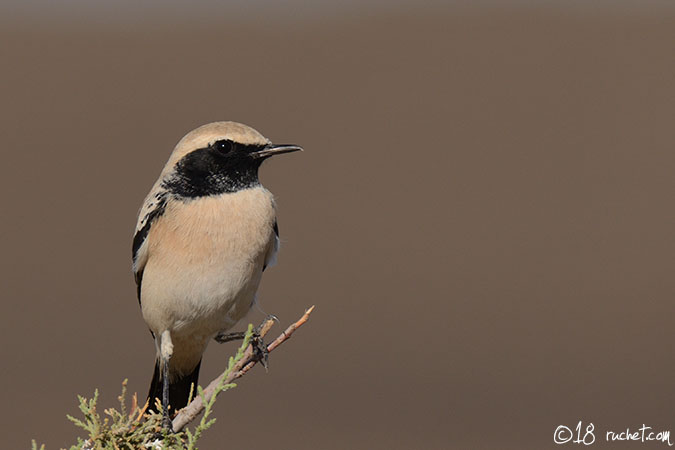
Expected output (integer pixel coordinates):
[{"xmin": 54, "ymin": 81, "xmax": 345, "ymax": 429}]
[{"xmin": 33, "ymin": 325, "xmax": 254, "ymax": 450}]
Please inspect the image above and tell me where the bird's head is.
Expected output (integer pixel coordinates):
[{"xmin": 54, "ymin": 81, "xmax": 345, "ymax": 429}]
[{"xmin": 160, "ymin": 121, "xmax": 302, "ymax": 198}]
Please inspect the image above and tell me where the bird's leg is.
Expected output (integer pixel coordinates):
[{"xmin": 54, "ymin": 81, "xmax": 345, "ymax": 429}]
[
  {"xmin": 159, "ymin": 330, "xmax": 174, "ymax": 432},
  {"xmin": 161, "ymin": 358, "xmax": 172, "ymax": 430},
  {"xmin": 213, "ymin": 330, "xmax": 247, "ymax": 343}
]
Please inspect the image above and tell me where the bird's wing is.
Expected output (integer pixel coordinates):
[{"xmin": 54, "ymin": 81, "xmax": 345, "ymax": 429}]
[
  {"xmin": 132, "ymin": 187, "xmax": 169, "ymax": 303},
  {"xmin": 263, "ymin": 220, "xmax": 280, "ymax": 272}
]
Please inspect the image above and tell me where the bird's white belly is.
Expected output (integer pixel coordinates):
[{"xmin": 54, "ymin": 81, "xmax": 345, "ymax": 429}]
[
  {"xmin": 139, "ymin": 187, "xmax": 276, "ymax": 371},
  {"xmin": 147, "ymin": 252, "xmax": 262, "ymax": 336}
]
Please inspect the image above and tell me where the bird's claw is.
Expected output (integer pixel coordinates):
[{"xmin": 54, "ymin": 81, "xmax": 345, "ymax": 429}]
[{"xmin": 256, "ymin": 314, "xmax": 278, "ymax": 331}]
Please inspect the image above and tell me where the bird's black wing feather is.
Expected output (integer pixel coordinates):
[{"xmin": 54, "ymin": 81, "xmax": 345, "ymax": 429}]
[{"xmin": 132, "ymin": 193, "xmax": 168, "ymax": 305}]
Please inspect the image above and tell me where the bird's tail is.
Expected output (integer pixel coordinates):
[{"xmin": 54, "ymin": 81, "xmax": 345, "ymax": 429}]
[{"xmin": 147, "ymin": 359, "xmax": 202, "ymax": 414}]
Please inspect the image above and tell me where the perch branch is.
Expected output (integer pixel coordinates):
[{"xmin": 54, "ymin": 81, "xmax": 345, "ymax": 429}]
[{"xmin": 172, "ymin": 305, "xmax": 315, "ymax": 432}]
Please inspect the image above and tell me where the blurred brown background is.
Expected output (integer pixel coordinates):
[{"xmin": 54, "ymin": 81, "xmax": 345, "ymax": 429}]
[{"xmin": 1, "ymin": 1, "xmax": 674, "ymax": 449}]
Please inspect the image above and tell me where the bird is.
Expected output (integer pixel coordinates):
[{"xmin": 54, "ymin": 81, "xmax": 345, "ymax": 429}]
[{"xmin": 132, "ymin": 121, "xmax": 302, "ymax": 428}]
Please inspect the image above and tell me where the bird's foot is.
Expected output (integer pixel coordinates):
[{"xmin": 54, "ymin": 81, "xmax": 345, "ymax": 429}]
[
  {"xmin": 148, "ymin": 413, "xmax": 174, "ymax": 442},
  {"xmin": 214, "ymin": 315, "xmax": 277, "ymax": 369},
  {"xmin": 251, "ymin": 332, "xmax": 269, "ymax": 370},
  {"xmin": 161, "ymin": 412, "xmax": 174, "ymax": 433}
]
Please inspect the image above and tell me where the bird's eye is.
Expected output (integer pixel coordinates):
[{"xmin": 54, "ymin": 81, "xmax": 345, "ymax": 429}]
[{"xmin": 214, "ymin": 140, "xmax": 234, "ymax": 154}]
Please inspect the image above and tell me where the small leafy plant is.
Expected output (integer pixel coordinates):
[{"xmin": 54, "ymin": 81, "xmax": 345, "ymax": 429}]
[{"xmin": 35, "ymin": 325, "xmax": 254, "ymax": 450}]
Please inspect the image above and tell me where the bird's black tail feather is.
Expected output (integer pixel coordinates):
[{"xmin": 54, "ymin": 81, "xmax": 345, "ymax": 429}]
[{"xmin": 148, "ymin": 359, "xmax": 202, "ymax": 414}]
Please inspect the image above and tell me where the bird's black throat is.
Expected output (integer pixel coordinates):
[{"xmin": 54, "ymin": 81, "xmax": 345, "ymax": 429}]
[{"xmin": 162, "ymin": 144, "xmax": 264, "ymax": 198}]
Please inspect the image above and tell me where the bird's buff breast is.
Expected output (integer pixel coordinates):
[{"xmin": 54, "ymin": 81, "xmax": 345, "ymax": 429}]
[{"xmin": 140, "ymin": 187, "xmax": 276, "ymax": 342}]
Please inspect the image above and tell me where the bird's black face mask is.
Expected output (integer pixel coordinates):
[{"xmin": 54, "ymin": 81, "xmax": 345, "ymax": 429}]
[{"xmin": 162, "ymin": 140, "xmax": 301, "ymax": 198}]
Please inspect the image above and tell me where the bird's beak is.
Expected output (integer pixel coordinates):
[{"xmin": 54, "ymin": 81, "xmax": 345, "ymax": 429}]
[{"xmin": 251, "ymin": 144, "xmax": 303, "ymax": 159}]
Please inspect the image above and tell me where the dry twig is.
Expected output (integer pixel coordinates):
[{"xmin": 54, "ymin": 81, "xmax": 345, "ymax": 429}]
[{"xmin": 172, "ymin": 306, "xmax": 315, "ymax": 432}]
